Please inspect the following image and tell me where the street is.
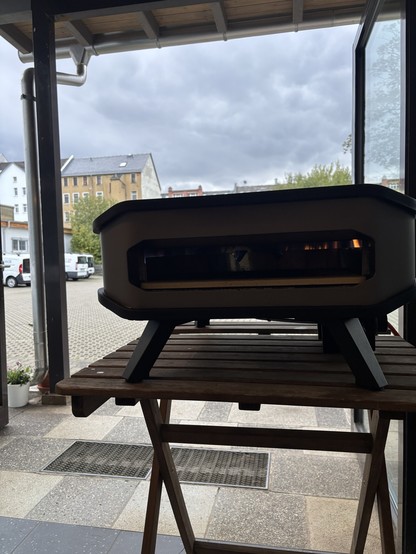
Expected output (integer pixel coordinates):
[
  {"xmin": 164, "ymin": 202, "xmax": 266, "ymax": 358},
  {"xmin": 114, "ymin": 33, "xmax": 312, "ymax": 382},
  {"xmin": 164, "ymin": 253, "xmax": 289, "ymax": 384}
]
[{"xmin": 3, "ymin": 275, "xmax": 146, "ymax": 374}]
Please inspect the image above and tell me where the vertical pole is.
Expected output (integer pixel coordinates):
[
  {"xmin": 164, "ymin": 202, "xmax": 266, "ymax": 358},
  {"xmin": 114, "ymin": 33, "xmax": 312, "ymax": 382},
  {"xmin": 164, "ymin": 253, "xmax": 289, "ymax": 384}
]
[{"xmin": 32, "ymin": 1, "xmax": 70, "ymax": 393}]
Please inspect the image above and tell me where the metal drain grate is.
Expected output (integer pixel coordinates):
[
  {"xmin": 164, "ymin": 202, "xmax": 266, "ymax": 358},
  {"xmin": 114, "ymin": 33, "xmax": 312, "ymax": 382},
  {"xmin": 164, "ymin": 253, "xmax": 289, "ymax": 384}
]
[
  {"xmin": 171, "ymin": 447, "xmax": 269, "ymax": 489},
  {"xmin": 44, "ymin": 442, "xmax": 269, "ymax": 488},
  {"xmin": 43, "ymin": 441, "xmax": 154, "ymax": 479}
]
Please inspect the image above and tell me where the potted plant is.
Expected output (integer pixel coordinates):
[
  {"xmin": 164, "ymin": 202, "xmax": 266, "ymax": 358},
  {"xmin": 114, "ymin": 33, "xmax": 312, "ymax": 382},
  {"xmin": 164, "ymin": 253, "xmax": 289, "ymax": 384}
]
[{"xmin": 7, "ymin": 362, "xmax": 32, "ymax": 408}]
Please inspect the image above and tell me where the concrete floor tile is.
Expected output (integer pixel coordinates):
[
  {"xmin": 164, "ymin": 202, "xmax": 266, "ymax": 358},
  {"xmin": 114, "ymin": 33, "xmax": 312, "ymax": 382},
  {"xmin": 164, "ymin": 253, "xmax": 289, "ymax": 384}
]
[
  {"xmin": 26, "ymin": 475, "xmax": 137, "ymax": 528},
  {"xmin": 269, "ymin": 452, "xmax": 362, "ymax": 499},
  {"xmin": 44, "ymin": 415, "xmax": 121, "ymax": 440},
  {"xmin": 0, "ymin": 410, "xmax": 69, "ymax": 437},
  {"xmin": 109, "ymin": 530, "xmax": 184, "ymax": 554},
  {"xmin": 103, "ymin": 417, "xmax": 151, "ymax": 444},
  {"xmin": 114, "ymin": 481, "xmax": 218, "ymax": 536},
  {"xmin": 198, "ymin": 402, "xmax": 232, "ymax": 422},
  {"xmin": 228, "ymin": 404, "xmax": 317, "ymax": 427},
  {"xmin": 0, "ymin": 437, "xmax": 72, "ymax": 472},
  {"xmin": 315, "ymin": 407, "xmax": 350, "ymax": 428},
  {"xmin": 170, "ymin": 401, "xmax": 205, "ymax": 421},
  {"xmin": 306, "ymin": 496, "xmax": 382, "ymax": 553},
  {"xmin": 116, "ymin": 404, "xmax": 144, "ymax": 418},
  {"xmin": 206, "ymin": 488, "xmax": 308, "ymax": 550},
  {"xmin": 0, "ymin": 471, "xmax": 63, "ymax": 518}
]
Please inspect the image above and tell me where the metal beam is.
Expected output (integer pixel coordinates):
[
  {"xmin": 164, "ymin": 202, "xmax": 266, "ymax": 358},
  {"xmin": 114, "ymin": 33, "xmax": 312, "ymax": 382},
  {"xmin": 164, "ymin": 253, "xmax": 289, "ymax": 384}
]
[
  {"xmin": 64, "ymin": 20, "xmax": 93, "ymax": 47},
  {"xmin": 137, "ymin": 10, "xmax": 159, "ymax": 40},
  {"xmin": 293, "ymin": 0, "xmax": 304, "ymax": 25},
  {"xmin": 211, "ymin": 0, "xmax": 227, "ymax": 34},
  {"xmin": 32, "ymin": 0, "xmax": 70, "ymax": 393},
  {"xmin": 0, "ymin": 23, "xmax": 32, "ymax": 52}
]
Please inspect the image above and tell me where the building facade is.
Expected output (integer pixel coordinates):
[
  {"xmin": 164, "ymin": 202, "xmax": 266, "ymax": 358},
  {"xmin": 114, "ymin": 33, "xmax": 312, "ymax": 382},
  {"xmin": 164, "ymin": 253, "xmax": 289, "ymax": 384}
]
[{"xmin": 61, "ymin": 153, "xmax": 161, "ymax": 229}]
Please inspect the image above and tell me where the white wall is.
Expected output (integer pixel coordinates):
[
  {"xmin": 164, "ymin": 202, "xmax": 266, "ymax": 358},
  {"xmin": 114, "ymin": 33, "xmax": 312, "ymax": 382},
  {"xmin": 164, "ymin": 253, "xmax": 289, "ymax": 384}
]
[
  {"xmin": 141, "ymin": 156, "xmax": 161, "ymax": 199},
  {"xmin": 1, "ymin": 226, "xmax": 29, "ymax": 254},
  {"xmin": 0, "ymin": 163, "xmax": 28, "ymax": 223}
]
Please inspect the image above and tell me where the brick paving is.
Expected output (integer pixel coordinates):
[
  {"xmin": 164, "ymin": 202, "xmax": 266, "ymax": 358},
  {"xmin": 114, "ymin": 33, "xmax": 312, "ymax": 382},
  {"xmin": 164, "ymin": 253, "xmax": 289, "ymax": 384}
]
[{"xmin": 3, "ymin": 275, "xmax": 146, "ymax": 373}]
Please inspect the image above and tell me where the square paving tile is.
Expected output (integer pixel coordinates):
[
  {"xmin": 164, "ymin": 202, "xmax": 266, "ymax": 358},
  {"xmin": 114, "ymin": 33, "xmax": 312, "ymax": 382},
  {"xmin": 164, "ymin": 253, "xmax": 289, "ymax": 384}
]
[
  {"xmin": 0, "ymin": 411, "xmax": 69, "ymax": 437},
  {"xmin": 45, "ymin": 415, "xmax": 121, "ymax": 440},
  {"xmin": 26, "ymin": 475, "xmax": 138, "ymax": 528},
  {"xmin": 306, "ymin": 496, "xmax": 382, "ymax": 553},
  {"xmin": 115, "ymin": 481, "xmax": 218, "ymax": 536},
  {"xmin": 0, "ymin": 437, "xmax": 72, "ymax": 472},
  {"xmin": 0, "ymin": 471, "xmax": 63, "ymax": 518},
  {"xmin": 269, "ymin": 452, "xmax": 362, "ymax": 499},
  {"xmin": 103, "ymin": 417, "xmax": 151, "ymax": 444},
  {"xmin": 206, "ymin": 488, "xmax": 308, "ymax": 550},
  {"xmin": 0, "ymin": 516, "xmax": 38, "ymax": 552},
  {"xmin": 109, "ymin": 530, "xmax": 184, "ymax": 554}
]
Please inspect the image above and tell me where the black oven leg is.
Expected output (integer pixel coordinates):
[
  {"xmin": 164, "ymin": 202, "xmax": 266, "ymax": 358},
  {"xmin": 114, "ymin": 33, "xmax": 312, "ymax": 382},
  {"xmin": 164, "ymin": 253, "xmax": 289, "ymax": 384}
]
[
  {"xmin": 323, "ymin": 318, "xmax": 388, "ymax": 390},
  {"xmin": 123, "ymin": 319, "xmax": 185, "ymax": 382}
]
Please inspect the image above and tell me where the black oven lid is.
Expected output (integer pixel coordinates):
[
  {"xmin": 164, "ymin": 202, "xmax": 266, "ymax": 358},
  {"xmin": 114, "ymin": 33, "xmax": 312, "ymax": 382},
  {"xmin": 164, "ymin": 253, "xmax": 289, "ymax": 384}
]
[{"xmin": 93, "ymin": 184, "xmax": 416, "ymax": 234}]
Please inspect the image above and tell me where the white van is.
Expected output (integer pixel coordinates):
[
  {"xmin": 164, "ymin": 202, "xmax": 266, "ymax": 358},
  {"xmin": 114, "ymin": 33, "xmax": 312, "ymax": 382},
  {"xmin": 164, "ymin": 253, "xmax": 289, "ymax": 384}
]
[
  {"xmin": 85, "ymin": 254, "xmax": 95, "ymax": 277},
  {"xmin": 2, "ymin": 254, "xmax": 31, "ymax": 288},
  {"xmin": 64, "ymin": 253, "xmax": 88, "ymax": 280}
]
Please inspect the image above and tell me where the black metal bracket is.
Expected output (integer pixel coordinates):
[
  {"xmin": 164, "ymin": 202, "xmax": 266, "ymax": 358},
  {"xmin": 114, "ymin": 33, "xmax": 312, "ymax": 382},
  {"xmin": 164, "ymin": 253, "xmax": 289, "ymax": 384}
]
[
  {"xmin": 123, "ymin": 320, "xmax": 186, "ymax": 383},
  {"xmin": 323, "ymin": 318, "xmax": 388, "ymax": 390}
]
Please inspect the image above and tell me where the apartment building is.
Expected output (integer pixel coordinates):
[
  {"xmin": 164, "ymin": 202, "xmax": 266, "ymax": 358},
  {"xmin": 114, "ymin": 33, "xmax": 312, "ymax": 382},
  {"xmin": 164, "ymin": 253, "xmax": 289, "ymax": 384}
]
[{"xmin": 61, "ymin": 153, "xmax": 161, "ymax": 229}]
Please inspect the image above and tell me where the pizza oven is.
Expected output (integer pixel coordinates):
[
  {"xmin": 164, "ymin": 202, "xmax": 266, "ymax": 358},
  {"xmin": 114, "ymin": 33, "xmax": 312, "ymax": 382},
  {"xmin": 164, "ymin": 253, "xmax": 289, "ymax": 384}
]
[{"xmin": 93, "ymin": 185, "xmax": 416, "ymax": 322}]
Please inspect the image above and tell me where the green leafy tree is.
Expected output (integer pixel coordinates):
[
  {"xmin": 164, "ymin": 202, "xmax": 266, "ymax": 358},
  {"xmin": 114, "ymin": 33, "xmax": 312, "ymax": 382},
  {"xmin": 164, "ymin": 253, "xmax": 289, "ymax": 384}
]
[
  {"xmin": 70, "ymin": 196, "xmax": 114, "ymax": 263},
  {"xmin": 276, "ymin": 161, "xmax": 352, "ymax": 190}
]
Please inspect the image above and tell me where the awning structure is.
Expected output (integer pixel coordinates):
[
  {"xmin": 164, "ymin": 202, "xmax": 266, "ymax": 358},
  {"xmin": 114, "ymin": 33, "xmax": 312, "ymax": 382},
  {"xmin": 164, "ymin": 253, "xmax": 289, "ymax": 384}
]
[{"xmin": 1, "ymin": 0, "xmax": 366, "ymax": 59}]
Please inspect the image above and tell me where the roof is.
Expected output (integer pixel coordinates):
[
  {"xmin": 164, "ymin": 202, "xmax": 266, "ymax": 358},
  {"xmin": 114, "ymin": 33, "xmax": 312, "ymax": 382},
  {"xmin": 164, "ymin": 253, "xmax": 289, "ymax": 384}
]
[
  {"xmin": 61, "ymin": 154, "xmax": 151, "ymax": 176},
  {"xmin": 0, "ymin": 1, "xmax": 366, "ymax": 59},
  {"xmin": 0, "ymin": 161, "xmax": 25, "ymax": 172}
]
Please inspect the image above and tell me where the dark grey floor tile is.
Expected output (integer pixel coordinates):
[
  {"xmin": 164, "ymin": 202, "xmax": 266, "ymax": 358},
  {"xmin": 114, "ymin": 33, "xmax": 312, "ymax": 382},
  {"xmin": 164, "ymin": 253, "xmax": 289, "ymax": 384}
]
[
  {"xmin": 0, "ymin": 517, "xmax": 38, "ymax": 553},
  {"xmin": 109, "ymin": 531, "xmax": 184, "ymax": 554},
  {"xmin": 0, "ymin": 437, "xmax": 72, "ymax": 472},
  {"xmin": 12, "ymin": 521, "xmax": 119, "ymax": 554}
]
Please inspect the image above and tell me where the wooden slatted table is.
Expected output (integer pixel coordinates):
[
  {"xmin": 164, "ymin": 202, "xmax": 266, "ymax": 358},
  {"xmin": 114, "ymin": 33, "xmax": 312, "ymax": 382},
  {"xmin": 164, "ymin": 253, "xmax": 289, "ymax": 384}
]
[{"xmin": 56, "ymin": 331, "xmax": 416, "ymax": 554}]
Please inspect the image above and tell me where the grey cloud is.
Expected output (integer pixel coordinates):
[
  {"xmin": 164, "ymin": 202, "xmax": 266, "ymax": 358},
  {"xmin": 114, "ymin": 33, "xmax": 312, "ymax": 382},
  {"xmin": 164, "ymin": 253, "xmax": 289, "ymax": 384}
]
[{"xmin": 1, "ymin": 25, "xmax": 356, "ymax": 190}]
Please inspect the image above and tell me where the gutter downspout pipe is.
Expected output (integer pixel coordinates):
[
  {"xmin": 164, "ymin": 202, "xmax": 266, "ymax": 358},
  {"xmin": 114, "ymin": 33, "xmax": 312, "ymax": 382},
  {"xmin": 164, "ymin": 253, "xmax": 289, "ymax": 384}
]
[{"xmin": 21, "ymin": 63, "xmax": 87, "ymax": 385}]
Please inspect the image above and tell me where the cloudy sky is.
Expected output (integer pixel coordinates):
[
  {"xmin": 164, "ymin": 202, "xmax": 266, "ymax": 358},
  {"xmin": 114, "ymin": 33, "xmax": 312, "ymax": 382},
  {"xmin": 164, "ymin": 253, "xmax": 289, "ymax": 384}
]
[{"xmin": 0, "ymin": 24, "xmax": 357, "ymax": 192}]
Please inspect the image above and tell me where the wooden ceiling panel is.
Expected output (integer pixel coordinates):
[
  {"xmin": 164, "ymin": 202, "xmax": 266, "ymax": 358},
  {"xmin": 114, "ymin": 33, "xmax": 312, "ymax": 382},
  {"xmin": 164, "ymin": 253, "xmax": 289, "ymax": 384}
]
[{"xmin": 0, "ymin": 1, "xmax": 366, "ymax": 57}]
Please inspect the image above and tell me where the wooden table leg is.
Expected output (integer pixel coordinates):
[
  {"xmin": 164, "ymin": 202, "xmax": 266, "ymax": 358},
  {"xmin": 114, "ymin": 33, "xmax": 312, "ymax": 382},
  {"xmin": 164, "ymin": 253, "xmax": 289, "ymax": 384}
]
[
  {"xmin": 376, "ymin": 455, "xmax": 396, "ymax": 554},
  {"xmin": 141, "ymin": 398, "xmax": 196, "ymax": 554},
  {"xmin": 141, "ymin": 399, "xmax": 172, "ymax": 554},
  {"xmin": 350, "ymin": 411, "xmax": 391, "ymax": 554}
]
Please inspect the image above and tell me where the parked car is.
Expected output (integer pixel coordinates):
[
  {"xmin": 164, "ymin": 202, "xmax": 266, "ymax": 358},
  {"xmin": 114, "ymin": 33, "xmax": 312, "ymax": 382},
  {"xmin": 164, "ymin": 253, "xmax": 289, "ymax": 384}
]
[
  {"xmin": 1, "ymin": 253, "xmax": 31, "ymax": 288},
  {"xmin": 64, "ymin": 253, "xmax": 88, "ymax": 280}
]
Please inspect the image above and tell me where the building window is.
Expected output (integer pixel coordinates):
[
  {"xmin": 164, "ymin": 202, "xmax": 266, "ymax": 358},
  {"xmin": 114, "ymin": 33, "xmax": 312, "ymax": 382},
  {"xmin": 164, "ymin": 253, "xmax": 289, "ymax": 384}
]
[
  {"xmin": 64, "ymin": 211, "xmax": 70, "ymax": 223},
  {"xmin": 63, "ymin": 177, "xmax": 68, "ymax": 187},
  {"xmin": 97, "ymin": 175, "xmax": 102, "ymax": 185},
  {"xmin": 83, "ymin": 176, "xmax": 88, "ymax": 186},
  {"xmin": 23, "ymin": 204, "xmax": 27, "ymax": 213},
  {"xmin": 63, "ymin": 193, "xmax": 70, "ymax": 204},
  {"xmin": 82, "ymin": 192, "xmax": 89, "ymax": 199},
  {"xmin": 13, "ymin": 176, "xmax": 17, "ymax": 182},
  {"xmin": 22, "ymin": 187, "xmax": 26, "ymax": 195},
  {"xmin": 96, "ymin": 191, "xmax": 104, "ymax": 199},
  {"xmin": 73, "ymin": 192, "xmax": 80, "ymax": 203},
  {"xmin": 14, "ymin": 187, "xmax": 18, "ymax": 196},
  {"xmin": 14, "ymin": 204, "xmax": 19, "ymax": 213},
  {"xmin": 131, "ymin": 191, "xmax": 137, "ymax": 200},
  {"xmin": 73, "ymin": 177, "xmax": 78, "ymax": 187},
  {"xmin": 12, "ymin": 239, "xmax": 28, "ymax": 251},
  {"xmin": 131, "ymin": 173, "xmax": 136, "ymax": 183}
]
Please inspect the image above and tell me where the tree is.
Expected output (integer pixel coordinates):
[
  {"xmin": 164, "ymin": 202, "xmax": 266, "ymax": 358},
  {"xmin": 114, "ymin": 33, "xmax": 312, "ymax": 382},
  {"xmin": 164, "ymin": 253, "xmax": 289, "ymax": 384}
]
[
  {"xmin": 70, "ymin": 196, "xmax": 114, "ymax": 263},
  {"xmin": 276, "ymin": 161, "xmax": 352, "ymax": 190}
]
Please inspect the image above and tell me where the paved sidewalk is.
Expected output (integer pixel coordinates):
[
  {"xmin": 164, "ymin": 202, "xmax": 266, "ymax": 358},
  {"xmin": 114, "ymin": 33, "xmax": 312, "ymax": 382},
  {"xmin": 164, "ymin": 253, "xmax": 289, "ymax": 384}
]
[{"xmin": 0, "ymin": 277, "xmax": 384, "ymax": 552}]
